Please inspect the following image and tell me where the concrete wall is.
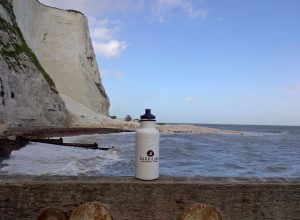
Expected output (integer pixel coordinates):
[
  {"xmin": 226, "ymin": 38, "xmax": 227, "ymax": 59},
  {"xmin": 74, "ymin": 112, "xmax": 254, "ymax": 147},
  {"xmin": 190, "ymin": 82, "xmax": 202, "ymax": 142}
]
[
  {"xmin": 13, "ymin": 0, "xmax": 109, "ymax": 115},
  {"xmin": 0, "ymin": 176, "xmax": 299, "ymax": 220}
]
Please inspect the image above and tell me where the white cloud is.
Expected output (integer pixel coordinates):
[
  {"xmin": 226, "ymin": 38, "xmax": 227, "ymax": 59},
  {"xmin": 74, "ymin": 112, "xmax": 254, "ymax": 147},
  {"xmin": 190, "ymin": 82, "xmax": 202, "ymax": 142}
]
[
  {"xmin": 40, "ymin": 0, "xmax": 207, "ymax": 22},
  {"xmin": 40, "ymin": 1, "xmax": 129, "ymax": 58},
  {"xmin": 88, "ymin": 18, "xmax": 127, "ymax": 58},
  {"xmin": 89, "ymin": 18, "xmax": 121, "ymax": 41},
  {"xmin": 185, "ymin": 96, "xmax": 194, "ymax": 103},
  {"xmin": 102, "ymin": 70, "xmax": 125, "ymax": 79},
  {"xmin": 40, "ymin": 0, "xmax": 144, "ymax": 16},
  {"xmin": 90, "ymin": 26, "xmax": 112, "ymax": 41},
  {"xmin": 151, "ymin": 0, "xmax": 208, "ymax": 22},
  {"xmin": 93, "ymin": 40, "xmax": 127, "ymax": 58},
  {"xmin": 39, "ymin": 0, "xmax": 207, "ymax": 57}
]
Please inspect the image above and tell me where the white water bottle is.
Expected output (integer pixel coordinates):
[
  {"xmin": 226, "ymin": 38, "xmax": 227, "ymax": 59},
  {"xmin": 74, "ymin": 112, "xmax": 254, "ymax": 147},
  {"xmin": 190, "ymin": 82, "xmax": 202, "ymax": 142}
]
[{"xmin": 135, "ymin": 109, "xmax": 160, "ymax": 180}]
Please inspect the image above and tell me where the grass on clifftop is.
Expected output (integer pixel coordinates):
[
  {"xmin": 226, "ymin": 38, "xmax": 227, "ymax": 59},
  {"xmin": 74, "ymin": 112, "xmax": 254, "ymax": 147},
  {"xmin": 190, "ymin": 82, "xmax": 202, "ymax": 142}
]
[{"xmin": 66, "ymin": 9, "xmax": 84, "ymax": 15}]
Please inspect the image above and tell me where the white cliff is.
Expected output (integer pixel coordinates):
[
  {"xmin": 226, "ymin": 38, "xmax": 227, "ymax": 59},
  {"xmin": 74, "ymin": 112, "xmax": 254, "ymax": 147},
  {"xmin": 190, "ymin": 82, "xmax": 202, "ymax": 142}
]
[
  {"xmin": 0, "ymin": 0, "xmax": 69, "ymax": 128},
  {"xmin": 13, "ymin": 0, "xmax": 109, "ymax": 115},
  {"xmin": 0, "ymin": 0, "xmax": 110, "ymax": 130}
]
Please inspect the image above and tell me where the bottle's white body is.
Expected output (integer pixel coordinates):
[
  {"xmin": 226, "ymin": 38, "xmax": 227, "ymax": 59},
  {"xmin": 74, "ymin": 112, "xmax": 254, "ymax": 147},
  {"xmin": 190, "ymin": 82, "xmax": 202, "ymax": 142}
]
[{"xmin": 135, "ymin": 121, "xmax": 160, "ymax": 180}]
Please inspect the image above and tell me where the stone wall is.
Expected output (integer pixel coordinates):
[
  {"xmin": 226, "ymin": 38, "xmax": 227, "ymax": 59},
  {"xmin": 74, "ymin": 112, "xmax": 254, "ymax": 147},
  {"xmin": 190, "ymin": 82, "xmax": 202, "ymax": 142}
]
[{"xmin": 0, "ymin": 176, "xmax": 299, "ymax": 219}]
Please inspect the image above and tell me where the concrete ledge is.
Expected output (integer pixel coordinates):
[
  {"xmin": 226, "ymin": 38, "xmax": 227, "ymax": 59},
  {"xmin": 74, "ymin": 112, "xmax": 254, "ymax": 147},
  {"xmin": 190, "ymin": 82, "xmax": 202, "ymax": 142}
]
[{"xmin": 0, "ymin": 176, "xmax": 299, "ymax": 219}]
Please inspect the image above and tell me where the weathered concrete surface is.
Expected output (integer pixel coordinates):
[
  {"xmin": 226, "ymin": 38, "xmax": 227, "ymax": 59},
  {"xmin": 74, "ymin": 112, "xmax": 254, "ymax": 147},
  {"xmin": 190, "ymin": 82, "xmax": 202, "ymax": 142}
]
[
  {"xmin": 0, "ymin": 176, "xmax": 299, "ymax": 220},
  {"xmin": 13, "ymin": 0, "xmax": 110, "ymax": 115}
]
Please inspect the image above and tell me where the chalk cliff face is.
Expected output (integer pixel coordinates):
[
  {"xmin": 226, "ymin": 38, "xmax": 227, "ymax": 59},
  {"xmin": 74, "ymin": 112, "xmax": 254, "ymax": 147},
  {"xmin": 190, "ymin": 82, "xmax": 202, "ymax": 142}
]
[
  {"xmin": 0, "ymin": 0, "xmax": 69, "ymax": 128},
  {"xmin": 13, "ymin": 0, "xmax": 109, "ymax": 115},
  {"xmin": 0, "ymin": 0, "xmax": 109, "ymax": 129}
]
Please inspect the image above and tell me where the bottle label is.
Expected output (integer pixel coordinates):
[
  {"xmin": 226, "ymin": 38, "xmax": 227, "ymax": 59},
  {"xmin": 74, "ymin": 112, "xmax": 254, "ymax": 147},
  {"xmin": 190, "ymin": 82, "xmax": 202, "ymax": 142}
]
[{"xmin": 139, "ymin": 149, "xmax": 159, "ymax": 162}]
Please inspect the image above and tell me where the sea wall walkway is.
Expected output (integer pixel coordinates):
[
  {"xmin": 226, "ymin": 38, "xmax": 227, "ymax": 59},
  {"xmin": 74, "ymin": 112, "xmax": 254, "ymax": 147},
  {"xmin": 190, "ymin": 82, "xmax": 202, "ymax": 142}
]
[{"xmin": 0, "ymin": 176, "xmax": 299, "ymax": 219}]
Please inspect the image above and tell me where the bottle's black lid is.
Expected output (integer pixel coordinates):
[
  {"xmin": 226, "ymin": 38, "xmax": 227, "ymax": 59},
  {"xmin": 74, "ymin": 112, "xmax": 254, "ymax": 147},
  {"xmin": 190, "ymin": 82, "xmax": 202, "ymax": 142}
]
[{"xmin": 140, "ymin": 109, "xmax": 156, "ymax": 121}]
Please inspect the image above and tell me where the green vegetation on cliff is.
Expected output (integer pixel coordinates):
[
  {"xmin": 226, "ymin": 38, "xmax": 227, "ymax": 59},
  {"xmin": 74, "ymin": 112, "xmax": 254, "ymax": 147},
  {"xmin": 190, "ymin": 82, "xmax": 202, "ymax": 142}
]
[
  {"xmin": 95, "ymin": 82, "xmax": 109, "ymax": 101},
  {"xmin": 0, "ymin": 0, "xmax": 56, "ymax": 88}
]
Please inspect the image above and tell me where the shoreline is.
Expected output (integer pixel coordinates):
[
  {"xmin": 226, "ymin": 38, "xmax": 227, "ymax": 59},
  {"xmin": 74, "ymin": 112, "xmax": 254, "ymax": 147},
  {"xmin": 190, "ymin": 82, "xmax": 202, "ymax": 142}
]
[
  {"xmin": 0, "ymin": 123, "xmax": 240, "ymax": 159},
  {"xmin": 4, "ymin": 127, "xmax": 131, "ymax": 138},
  {"xmin": 0, "ymin": 127, "xmax": 131, "ymax": 160}
]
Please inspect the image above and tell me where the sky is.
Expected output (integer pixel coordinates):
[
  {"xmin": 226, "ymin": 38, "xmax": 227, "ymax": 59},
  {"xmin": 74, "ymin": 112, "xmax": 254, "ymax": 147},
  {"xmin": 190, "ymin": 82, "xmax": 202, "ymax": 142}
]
[{"xmin": 39, "ymin": 0, "xmax": 300, "ymax": 125}]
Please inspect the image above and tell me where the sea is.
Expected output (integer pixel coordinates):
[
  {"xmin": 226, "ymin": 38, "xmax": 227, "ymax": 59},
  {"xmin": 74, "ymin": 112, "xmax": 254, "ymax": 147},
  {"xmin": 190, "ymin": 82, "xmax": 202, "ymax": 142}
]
[{"xmin": 0, "ymin": 124, "xmax": 299, "ymax": 178}]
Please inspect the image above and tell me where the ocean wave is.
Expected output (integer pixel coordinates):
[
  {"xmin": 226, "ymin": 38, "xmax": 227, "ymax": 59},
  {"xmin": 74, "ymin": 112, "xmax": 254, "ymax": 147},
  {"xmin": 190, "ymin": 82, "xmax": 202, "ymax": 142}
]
[
  {"xmin": 1, "ymin": 128, "xmax": 299, "ymax": 178},
  {"xmin": 240, "ymin": 131, "xmax": 288, "ymax": 137},
  {"xmin": 0, "ymin": 142, "xmax": 121, "ymax": 176}
]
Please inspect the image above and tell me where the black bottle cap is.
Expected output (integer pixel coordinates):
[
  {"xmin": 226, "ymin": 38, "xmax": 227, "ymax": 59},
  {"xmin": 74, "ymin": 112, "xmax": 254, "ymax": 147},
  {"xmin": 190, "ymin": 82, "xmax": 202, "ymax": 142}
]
[{"xmin": 140, "ymin": 109, "xmax": 156, "ymax": 121}]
